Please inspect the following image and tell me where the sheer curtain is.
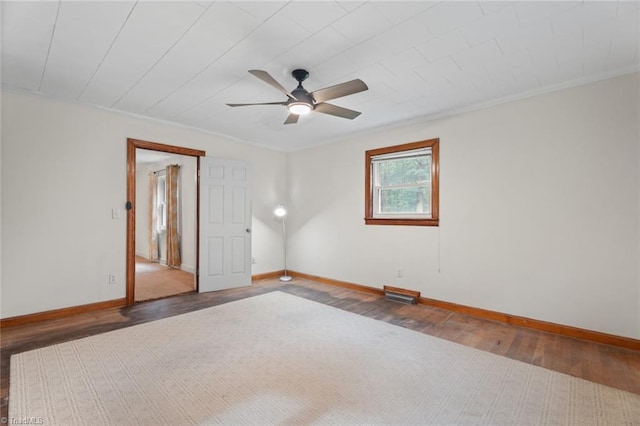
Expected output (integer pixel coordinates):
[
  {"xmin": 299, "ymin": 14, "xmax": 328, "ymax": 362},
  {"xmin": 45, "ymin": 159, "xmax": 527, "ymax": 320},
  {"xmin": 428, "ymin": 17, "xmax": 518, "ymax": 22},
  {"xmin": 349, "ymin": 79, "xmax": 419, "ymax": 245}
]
[
  {"xmin": 166, "ymin": 164, "xmax": 181, "ymax": 268},
  {"xmin": 148, "ymin": 172, "xmax": 160, "ymax": 262}
]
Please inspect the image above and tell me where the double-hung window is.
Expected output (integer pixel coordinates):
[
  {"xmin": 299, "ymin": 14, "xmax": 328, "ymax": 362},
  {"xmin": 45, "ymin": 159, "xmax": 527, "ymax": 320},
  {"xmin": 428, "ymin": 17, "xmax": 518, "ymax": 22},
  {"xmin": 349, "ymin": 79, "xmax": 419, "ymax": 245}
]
[
  {"xmin": 156, "ymin": 172, "xmax": 167, "ymax": 231},
  {"xmin": 365, "ymin": 138, "xmax": 439, "ymax": 226}
]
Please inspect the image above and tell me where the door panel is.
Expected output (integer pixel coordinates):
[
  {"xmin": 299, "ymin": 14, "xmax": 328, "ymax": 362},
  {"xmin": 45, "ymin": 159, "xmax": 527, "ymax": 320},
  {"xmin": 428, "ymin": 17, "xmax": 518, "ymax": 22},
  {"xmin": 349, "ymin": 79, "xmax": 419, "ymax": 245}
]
[{"xmin": 199, "ymin": 157, "xmax": 252, "ymax": 292}]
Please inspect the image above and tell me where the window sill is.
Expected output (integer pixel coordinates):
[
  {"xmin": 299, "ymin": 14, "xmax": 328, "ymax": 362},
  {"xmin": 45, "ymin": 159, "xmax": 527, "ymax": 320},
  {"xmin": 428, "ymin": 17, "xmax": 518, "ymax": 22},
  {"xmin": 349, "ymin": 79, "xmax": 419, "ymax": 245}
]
[{"xmin": 364, "ymin": 217, "xmax": 439, "ymax": 226}]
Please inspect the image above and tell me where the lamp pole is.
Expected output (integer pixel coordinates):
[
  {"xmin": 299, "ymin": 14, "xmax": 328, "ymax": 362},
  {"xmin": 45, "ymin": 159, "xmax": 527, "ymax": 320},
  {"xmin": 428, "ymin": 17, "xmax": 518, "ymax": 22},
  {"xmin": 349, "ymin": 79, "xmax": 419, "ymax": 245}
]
[
  {"xmin": 280, "ymin": 215, "xmax": 291, "ymax": 281},
  {"xmin": 274, "ymin": 204, "xmax": 292, "ymax": 282}
]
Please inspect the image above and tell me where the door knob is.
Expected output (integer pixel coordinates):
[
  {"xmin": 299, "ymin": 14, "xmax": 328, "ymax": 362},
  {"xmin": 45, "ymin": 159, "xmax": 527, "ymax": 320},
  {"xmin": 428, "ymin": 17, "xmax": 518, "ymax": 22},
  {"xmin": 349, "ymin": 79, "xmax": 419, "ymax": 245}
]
[{"xmin": 246, "ymin": 228, "xmax": 251, "ymax": 233}]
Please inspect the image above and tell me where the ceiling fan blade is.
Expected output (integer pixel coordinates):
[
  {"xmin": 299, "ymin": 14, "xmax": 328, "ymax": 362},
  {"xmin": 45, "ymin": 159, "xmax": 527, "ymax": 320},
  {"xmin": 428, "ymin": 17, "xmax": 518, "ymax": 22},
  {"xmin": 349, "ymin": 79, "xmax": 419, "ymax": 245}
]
[
  {"xmin": 314, "ymin": 102, "xmax": 361, "ymax": 120},
  {"xmin": 226, "ymin": 101, "xmax": 287, "ymax": 107},
  {"xmin": 248, "ymin": 70, "xmax": 296, "ymax": 100},
  {"xmin": 283, "ymin": 113, "xmax": 299, "ymax": 125},
  {"xmin": 311, "ymin": 79, "xmax": 368, "ymax": 103}
]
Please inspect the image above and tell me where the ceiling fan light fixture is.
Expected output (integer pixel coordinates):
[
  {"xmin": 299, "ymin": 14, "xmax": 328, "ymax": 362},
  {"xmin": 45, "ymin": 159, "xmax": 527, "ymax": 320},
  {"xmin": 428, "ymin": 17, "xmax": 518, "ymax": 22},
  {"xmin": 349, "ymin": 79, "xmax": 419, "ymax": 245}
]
[{"xmin": 288, "ymin": 102, "xmax": 312, "ymax": 115}]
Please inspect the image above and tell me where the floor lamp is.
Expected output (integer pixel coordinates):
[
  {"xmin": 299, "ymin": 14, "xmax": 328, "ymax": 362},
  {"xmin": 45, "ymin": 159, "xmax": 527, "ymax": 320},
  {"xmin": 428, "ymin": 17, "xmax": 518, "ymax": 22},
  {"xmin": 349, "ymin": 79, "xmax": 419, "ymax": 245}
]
[{"xmin": 274, "ymin": 204, "xmax": 292, "ymax": 282}]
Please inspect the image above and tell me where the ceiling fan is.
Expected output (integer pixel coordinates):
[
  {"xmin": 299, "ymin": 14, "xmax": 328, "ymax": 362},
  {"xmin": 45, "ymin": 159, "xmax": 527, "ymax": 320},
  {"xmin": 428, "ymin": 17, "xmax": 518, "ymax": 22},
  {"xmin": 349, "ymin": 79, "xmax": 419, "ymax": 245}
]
[{"xmin": 226, "ymin": 69, "xmax": 368, "ymax": 124}]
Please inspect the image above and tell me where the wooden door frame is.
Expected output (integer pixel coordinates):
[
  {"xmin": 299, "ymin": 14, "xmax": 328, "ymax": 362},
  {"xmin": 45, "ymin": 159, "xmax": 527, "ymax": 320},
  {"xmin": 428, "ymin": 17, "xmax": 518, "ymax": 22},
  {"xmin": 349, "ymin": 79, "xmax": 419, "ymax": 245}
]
[{"xmin": 126, "ymin": 138, "xmax": 206, "ymax": 306}]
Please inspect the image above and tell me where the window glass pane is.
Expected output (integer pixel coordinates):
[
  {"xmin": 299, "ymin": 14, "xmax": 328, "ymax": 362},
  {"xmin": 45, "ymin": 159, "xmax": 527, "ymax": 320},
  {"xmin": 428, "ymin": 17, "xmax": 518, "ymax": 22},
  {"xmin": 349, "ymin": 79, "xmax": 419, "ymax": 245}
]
[
  {"xmin": 376, "ymin": 155, "xmax": 431, "ymax": 186},
  {"xmin": 157, "ymin": 176, "xmax": 167, "ymax": 229},
  {"xmin": 379, "ymin": 186, "xmax": 430, "ymax": 214}
]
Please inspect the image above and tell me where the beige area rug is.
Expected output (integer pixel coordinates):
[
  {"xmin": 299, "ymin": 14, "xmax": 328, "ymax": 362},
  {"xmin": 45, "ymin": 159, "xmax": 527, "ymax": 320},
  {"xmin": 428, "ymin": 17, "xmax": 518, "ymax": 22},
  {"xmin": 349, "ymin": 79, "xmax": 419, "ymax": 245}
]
[{"xmin": 10, "ymin": 292, "xmax": 640, "ymax": 425}]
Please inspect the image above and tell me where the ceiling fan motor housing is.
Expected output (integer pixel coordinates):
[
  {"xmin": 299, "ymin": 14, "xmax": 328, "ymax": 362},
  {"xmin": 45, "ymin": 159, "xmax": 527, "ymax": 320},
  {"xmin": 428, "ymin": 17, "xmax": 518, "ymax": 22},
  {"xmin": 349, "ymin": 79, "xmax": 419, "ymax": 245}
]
[
  {"xmin": 290, "ymin": 89, "xmax": 314, "ymax": 107},
  {"xmin": 290, "ymin": 69, "xmax": 314, "ymax": 110}
]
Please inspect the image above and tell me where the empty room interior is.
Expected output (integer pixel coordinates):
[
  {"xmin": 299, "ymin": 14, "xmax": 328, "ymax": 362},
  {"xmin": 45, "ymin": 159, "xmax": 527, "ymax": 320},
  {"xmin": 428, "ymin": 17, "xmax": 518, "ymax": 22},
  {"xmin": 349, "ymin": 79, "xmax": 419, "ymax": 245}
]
[{"xmin": 1, "ymin": 1, "xmax": 639, "ymax": 424}]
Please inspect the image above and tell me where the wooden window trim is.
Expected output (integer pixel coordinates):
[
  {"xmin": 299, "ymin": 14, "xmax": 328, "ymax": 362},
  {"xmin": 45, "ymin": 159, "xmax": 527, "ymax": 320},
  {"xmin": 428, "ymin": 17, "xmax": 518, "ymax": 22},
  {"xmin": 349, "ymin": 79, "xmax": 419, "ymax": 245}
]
[{"xmin": 365, "ymin": 138, "xmax": 439, "ymax": 226}]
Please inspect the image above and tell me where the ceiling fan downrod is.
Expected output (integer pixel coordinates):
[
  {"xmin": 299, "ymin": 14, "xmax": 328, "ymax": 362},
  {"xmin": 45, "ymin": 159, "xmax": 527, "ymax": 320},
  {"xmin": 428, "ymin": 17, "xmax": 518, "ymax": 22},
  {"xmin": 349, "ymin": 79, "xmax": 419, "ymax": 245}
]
[{"xmin": 291, "ymin": 69, "xmax": 309, "ymax": 88}]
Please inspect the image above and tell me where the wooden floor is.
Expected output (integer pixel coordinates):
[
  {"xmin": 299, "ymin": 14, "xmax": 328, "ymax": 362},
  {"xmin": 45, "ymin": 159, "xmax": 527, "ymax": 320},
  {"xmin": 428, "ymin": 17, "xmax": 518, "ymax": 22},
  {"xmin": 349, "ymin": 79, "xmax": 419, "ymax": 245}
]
[
  {"xmin": 2, "ymin": 277, "xmax": 639, "ymax": 419},
  {"xmin": 135, "ymin": 256, "xmax": 194, "ymax": 302}
]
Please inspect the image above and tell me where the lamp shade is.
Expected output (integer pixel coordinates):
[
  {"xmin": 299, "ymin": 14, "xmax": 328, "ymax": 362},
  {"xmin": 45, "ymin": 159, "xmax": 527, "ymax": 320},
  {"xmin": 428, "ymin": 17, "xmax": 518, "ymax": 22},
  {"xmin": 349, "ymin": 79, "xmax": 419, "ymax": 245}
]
[{"xmin": 274, "ymin": 204, "xmax": 287, "ymax": 218}]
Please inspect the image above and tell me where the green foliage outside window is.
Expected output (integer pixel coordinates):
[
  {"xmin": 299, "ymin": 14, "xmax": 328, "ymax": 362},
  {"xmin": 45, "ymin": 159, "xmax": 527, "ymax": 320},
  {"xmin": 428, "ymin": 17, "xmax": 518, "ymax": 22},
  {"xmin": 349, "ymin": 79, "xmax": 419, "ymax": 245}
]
[
  {"xmin": 376, "ymin": 155, "xmax": 431, "ymax": 214},
  {"xmin": 380, "ymin": 187, "xmax": 430, "ymax": 213}
]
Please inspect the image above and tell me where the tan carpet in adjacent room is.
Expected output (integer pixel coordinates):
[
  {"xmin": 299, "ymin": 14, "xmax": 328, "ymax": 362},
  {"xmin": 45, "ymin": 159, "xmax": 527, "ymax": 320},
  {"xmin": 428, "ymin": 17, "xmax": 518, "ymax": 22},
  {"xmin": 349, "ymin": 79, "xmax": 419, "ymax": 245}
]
[
  {"xmin": 135, "ymin": 256, "xmax": 194, "ymax": 301},
  {"xmin": 9, "ymin": 292, "xmax": 640, "ymax": 425}
]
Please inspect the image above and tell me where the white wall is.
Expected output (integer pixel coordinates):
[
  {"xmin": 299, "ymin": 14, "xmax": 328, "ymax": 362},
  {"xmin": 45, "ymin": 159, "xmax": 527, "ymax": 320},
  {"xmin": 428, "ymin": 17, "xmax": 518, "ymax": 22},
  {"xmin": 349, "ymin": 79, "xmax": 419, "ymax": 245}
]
[
  {"xmin": 288, "ymin": 72, "xmax": 640, "ymax": 339},
  {"xmin": 1, "ymin": 90, "xmax": 287, "ymax": 318},
  {"xmin": 135, "ymin": 154, "xmax": 197, "ymax": 272},
  {"xmin": 135, "ymin": 163, "xmax": 151, "ymax": 259}
]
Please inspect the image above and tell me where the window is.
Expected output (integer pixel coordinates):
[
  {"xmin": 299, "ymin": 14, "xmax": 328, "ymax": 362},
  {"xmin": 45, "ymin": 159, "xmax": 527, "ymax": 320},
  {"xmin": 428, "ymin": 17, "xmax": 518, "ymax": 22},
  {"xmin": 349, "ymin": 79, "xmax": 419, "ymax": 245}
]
[
  {"xmin": 156, "ymin": 172, "xmax": 167, "ymax": 231},
  {"xmin": 365, "ymin": 138, "xmax": 439, "ymax": 226}
]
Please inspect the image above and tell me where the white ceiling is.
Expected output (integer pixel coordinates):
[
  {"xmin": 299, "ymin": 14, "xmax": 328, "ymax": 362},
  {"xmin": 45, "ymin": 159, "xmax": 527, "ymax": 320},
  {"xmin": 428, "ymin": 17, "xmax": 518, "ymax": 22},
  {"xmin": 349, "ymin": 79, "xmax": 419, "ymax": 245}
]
[{"xmin": 2, "ymin": 1, "xmax": 639, "ymax": 152}]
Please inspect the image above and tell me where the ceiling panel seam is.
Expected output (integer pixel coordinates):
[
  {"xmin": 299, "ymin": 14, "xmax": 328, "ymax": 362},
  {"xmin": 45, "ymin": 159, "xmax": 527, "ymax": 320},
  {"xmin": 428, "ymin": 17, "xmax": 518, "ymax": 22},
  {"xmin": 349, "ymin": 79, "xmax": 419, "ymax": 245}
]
[
  {"xmin": 142, "ymin": 2, "xmax": 292, "ymax": 117},
  {"xmin": 314, "ymin": 2, "xmax": 442, "ymax": 85},
  {"xmin": 76, "ymin": 1, "xmax": 139, "ymax": 101},
  {"xmin": 110, "ymin": 2, "xmax": 215, "ymax": 108},
  {"xmin": 37, "ymin": 0, "xmax": 62, "ymax": 92}
]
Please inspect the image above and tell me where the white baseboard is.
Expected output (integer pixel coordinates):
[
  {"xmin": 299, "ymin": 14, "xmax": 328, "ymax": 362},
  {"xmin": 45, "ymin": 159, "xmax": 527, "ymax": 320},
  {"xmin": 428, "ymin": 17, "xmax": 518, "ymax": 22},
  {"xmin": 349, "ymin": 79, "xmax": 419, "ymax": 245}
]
[
  {"xmin": 180, "ymin": 264, "xmax": 195, "ymax": 273},
  {"xmin": 134, "ymin": 253, "xmax": 194, "ymax": 273}
]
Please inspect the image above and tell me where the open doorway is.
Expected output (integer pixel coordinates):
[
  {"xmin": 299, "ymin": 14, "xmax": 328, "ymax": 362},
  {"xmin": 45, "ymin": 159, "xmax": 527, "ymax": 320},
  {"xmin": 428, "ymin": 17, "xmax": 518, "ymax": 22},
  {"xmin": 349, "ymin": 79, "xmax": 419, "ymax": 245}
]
[
  {"xmin": 126, "ymin": 139, "xmax": 205, "ymax": 306},
  {"xmin": 134, "ymin": 150, "xmax": 197, "ymax": 302}
]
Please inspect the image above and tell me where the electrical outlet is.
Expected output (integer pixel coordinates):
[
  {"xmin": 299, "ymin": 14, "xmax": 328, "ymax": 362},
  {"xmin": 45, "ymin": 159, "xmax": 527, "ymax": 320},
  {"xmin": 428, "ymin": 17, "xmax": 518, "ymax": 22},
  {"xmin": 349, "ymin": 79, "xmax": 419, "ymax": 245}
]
[
  {"xmin": 251, "ymin": 257, "xmax": 257, "ymax": 264},
  {"xmin": 396, "ymin": 268, "xmax": 403, "ymax": 278},
  {"xmin": 108, "ymin": 273, "xmax": 117, "ymax": 284}
]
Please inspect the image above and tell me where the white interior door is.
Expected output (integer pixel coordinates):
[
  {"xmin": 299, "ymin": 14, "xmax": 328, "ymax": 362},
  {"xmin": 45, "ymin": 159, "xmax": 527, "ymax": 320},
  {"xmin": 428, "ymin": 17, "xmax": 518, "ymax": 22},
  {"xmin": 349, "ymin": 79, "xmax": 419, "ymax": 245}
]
[{"xmin": 199, "ymin": 157, "xmax": 252, "ymax": 292}]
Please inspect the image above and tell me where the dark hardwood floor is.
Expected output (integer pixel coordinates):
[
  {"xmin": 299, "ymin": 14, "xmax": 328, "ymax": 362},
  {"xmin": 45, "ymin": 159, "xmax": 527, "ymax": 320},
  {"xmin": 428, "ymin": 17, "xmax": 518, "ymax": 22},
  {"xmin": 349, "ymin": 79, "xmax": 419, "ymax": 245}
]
[{"xmin": 2, "ymin": 277, "xmax": 639, "ymax": 420}]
